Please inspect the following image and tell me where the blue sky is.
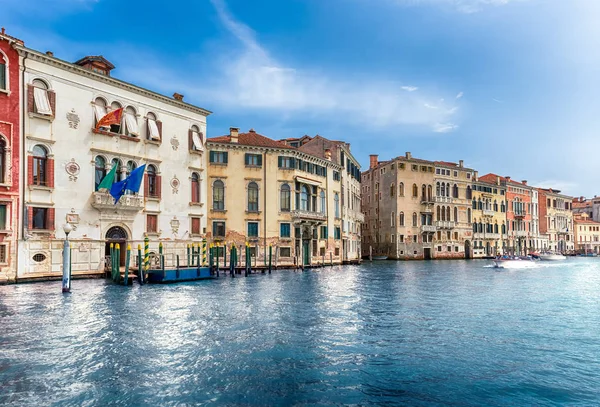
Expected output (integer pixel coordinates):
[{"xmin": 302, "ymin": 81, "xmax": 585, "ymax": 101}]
[{"xmin": 4, "ymin": 0, "xmax": 600, "ymax": 196}]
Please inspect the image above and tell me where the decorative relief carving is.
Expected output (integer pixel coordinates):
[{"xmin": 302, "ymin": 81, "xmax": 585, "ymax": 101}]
[
  {"xmin": 65, "ymin": 159, "xmax": 80, "ymax": 181},
  {"xmin": 170, "ymin": 137, "xmax": 179, "ymax": 151},
  {"xmin": 67, "ymin": 109, "xmax": 80, "ymax": 129},
  {"xmin": 170, "ymin": 217, "xmax": 180, "ymax": 235},
  {"xmin": 170, "ymin": 176, "xmax": 180, "ymax": 194}
]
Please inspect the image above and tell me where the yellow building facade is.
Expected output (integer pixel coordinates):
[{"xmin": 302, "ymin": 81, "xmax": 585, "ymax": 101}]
[
  {"xmin": 206, "ymin": 128, "xmax": 346, "ymax": 267},
  {"xmin": 471, "ymin": 175, "xmax": 508, "ymax": 257},
  {"xmin": 574, "ymin": 214, "xmax": 600, "ymax": 254}
]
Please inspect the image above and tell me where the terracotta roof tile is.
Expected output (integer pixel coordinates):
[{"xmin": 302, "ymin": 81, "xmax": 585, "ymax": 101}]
[{"xmin": 208, "ymin": 130, "xmax": 295, "ymax": 149}]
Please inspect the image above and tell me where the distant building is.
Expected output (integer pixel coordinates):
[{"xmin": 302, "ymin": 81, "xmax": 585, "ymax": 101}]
[
  {"xmin": 0, "ymin": 30, "xmax": 24, "ymax": 282},
  {"xmin": 538, "ymin": 188, "xmax": 574, "ymax": 252},
  {"xmin": 572, "ymin": 196, "xmax": 600, "ymax": 222},
  {"xmin": 573, "ymin": 214, "xmax": 600, "ymax": 254},
  {"xmin": 470, "ymin": 174, "xmax": 507, "ymax": 257}
]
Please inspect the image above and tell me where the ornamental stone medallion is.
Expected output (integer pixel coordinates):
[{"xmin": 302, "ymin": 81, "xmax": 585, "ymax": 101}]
[
  {"xmin": 65, "ymin": 159, "xmax": 80, "ymax": 181},
  {"xmin": 170, "ymin": 136, "xmax": 179, "ymax": 151},
  {"xmin": 170, "ymin": 176, "xmax": 180, "ymax": 194},
  {"xmin": 66, "ymin": 109, "xmax": 80, "ymax": 129},
  {"xmin": 170, "ymin": 217, "xmax": 180, "ymax": 235}
]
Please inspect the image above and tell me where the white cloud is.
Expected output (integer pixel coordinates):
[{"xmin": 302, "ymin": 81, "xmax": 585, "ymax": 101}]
[
  {"xmin": 433, "ymin": 122, "xmax": 459, "ymax": 133},
  {"xmin": 394, "ymin": 0, "xmax": 518, "ymax": 13},
  {"xmin": 200, "ymin": 0, "xmax": 460, "ymax": 132},
  {"xmin": 456, "ymin": 91, "xmax": 463, "ymax": 99},
  {"xmin": 492, "ymin": 98, "xmax": 503, "ymax": 103},
  {"xmin": 533, "ymin": 180, "xmax": 579, "ymax": 194}
]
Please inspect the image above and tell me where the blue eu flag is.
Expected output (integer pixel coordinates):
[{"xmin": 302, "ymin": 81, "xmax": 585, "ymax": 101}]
[{"xmin": 110, "ymin": 164, "xmax": 146, "ymax": 204}]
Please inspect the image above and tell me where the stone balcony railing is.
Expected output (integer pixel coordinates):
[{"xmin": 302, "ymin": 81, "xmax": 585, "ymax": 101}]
[
  {"xmin": 435, "ymin": 196, "xmax": 453, "ymax": 204},
  {"xmin": 291, "ymin": 209, "xmax": 327, "ymax": 222},
  {"xmin": 474, "ymin": 232, "xmax": 501, "ymax": 239},
  {"xmin": 514, "ymin": 210, "xmax": 527, "ymax": 218},
  {"xmin": 91, "ymin": 191, "xmax": 144, "ymax": 211},
  {"xmin": 514, "ymin": 231, "xmax": 528, "ymax": 237},
  {"xmin": 435, "ymin": 221, "xmax": 456, "ymax": 229},
  {"xmin": 483, "ymin": 209, "xmax": 495, "ymax": 217},
  {"xmin": 421, "ymin": 225, "xmax": 437, "ymax": 233}
]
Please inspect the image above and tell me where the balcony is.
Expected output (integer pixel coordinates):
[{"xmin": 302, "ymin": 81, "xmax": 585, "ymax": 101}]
[
  {"xmin": 354, "ymin": 212, "xmax": 365, "ymax": 223},
  {"xmin": 291, "ymin": 210, "xmax": 327, "ymax": 222},
  {"xmin": 435, "ymin": 221, "xmax": 456, "ymax": 229},
  {"xmin": 421, "ymin": 225, "xmax": 436, "ymax": 233},
  {"xmin": 421, "ymin": 197, "xmax": 435, "ymax": 205},
  {"xmin": 474, "ymin": 232, "xmax": 500, "ymax": 240},
  {"xmin": 91, "ymin": 191, "xmax": 144, "ymax": 211},
  {"xmin": 515, "ymin": 231, "xmax": 528, "ymax": 237},
  {"xmin": 435, "ymin": 196, "xmax": 453, "ymax": 204},
  {"xmin": 514, "ymin": 210, "xmax": 527, "ymax": 218},
  {"xmin": 483, "ymin": 209, "xmax": 495, "ymax": 217},
  {"xmin": 557, "ymin": 228, "xmax": 570, "ymax": 235}
]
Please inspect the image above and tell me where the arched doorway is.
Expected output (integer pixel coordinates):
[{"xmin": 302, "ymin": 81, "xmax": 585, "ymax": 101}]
[
  {"xmin": 464, "ymin": 240, "xmax": 472, "ymax": 259},
  {"xmin": 105, "ymin": 226, "xmax": 128, "ymax": 266},
  {"xmin": 485, "ymin": 242, "xmax": 491, "ymax": 257}
]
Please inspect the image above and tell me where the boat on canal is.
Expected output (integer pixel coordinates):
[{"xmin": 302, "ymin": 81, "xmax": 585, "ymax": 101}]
[
  {"xmin": 493, "ymin": 255, "xmax": 537, "ymax": 269},
  {"xmin": 538, "ymin": 252, "xmax": 567, "ymax": 261}
]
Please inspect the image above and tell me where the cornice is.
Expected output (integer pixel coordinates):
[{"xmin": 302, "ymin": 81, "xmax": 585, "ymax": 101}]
[{"xmin": 17, "ymin": 46, "xmax": 212, "ymax": 117}]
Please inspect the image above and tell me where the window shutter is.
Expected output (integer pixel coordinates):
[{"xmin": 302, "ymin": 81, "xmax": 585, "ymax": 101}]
[
  {"xmin": 278, "ymin": 156, "xmax": 282, "ymax": 168},
  {"xmin": 48, "ymin": 90, "xmax": 56, "ymax": 116},
  {"xmin": 290, "ymin": 158, "xmax": 295, "ymax": 168},
  {"xmin": 257, "ymin": 155, "xmax": 262, "ymax": 166},
  {"xmin": 191, "ymin": 180, "xmax": 198, "ymax": 203},
  {"xmin": 47, "ymin": 159, "xmax": 55, "ymax": 188},
  {"xmin": 156, "ymin": 120, "xmax": 162, "ymax": 140},
  {"xmin": 27, "ymin": 156, "xmax": 33, "ymax": 185},
  {"xmin": 209, "ymin": 151, "xmax": 215, "ymax": 163},
  {"xmin": 192, "ymin": 217, "xmax": 200, "ymax": 234},
  {"xmin": 156, "ymin": 175, "xmax": 162, "ymax": 199},
  {"xmin": 27, "ymin": 85, "xmax": 34, "ymax": 113},
  {"xmin": 27, "ymin": 207, "xmax": 33, "ymax": 229},
  {"xmin": 144, "ymin": 174, "xmax": 149, "ymax": 198},
  {"xmin": 47, "ymin": 208, "xmax": 55, "ymax": 231},
  {"xmin": 223, "ymin": 152, "xmax": 228, "ymax": 164},
  {"xmin": 244, "ymin": 153, "xmax": 249, "ymax": 166},
  {"xmin": 188, "ymin": 129, "xmax": 193, "ymax": 150}
]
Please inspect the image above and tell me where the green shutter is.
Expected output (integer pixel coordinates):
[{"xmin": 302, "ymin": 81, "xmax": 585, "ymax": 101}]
[
  {"xmin": 257, "ymin": 155, "xmax": 263, "ymax": 166},
  {"xmin": 0, "ymin": 64, "xmax": 5, "ymax": 91},
  {"xmin": 290, "ymin": 158, "xmax": 296, "ymax": 168},
  {"xmin": 244, "ymin": 153, "xmax": 250, "ymax": 165},
  {"xmin": 209, "ymin": 151, "xmax": 215, "ymax": 163},
  {"xmin": 278, "ymin": 156, "xmax": 283, "ymax": 168},
  {"xmin": 0, "ymin": 205, "xmax": 6, "ymax": 230},
  {"xmin": 223, "ymin": 152, "xmax": 228, "ymax": 164}
]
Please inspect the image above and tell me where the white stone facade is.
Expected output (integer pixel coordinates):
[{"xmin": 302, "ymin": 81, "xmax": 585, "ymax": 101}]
[{"xmin": 16, "ymin": 47, "xmax": 209, "ymax": 278}]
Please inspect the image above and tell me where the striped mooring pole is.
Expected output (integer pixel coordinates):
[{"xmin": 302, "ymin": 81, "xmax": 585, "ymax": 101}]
[{"xmin": 202, "ymin": 239, "xmax": 207, "ymax": 266}]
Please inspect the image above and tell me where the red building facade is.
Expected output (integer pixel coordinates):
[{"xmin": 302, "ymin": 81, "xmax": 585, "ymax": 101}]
[{"xmin": 0, "ymin": 29, "xmax": 23, "ymax": 282}]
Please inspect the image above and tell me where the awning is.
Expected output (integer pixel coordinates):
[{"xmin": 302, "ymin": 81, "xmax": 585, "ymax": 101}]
[{"xmin": 295, "ymin": 176, "xmax": 321, "ymax": 187}]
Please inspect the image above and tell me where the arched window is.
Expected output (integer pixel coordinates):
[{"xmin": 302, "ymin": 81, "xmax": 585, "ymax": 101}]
[
  {"xmin": 111, "ymin": 158, "xmax": 123, "ymax": 183},
  {"xmin": 466, "ymin": 186, "xmax": 472, "ymax": 199},
  {"xmin": 124, "ymin": 106, "xmax": 139, "ymax": 137},
  {"xmin": 191, "ymin": 172, "xmax": 200, "ymax": 203},
  {"xmin": 412, "ymin": 212, "xmax": 418, "ymax": 227},
  {"xmin": 320, "ymin": 190, "xmax": 326, "ymax": 214},
  {"xmin": 94, "ymin": 156, "xmax": 106, "ymax": 191},
  {"xmin": 473, "ymin": 223, "xmax": 477, "ymax": 232},
  {"xmin": 32, "ymin": 79, "xmax": 52, "ymax": 116},
  {"xmin": 501, "ymin": 202, "xmax": 505, "ymax": 213},
  {"xmin": 478, "ymin": 222, "xmax": 483, "ymax": 233},
  {"xmin": 147, "ymin": 164, "xmax": 158, "ymax": 197},
  {"xmin": 124, "ymin": 160, "xmax": 137, "ymax": 195},
  {"xmin": 436, "ymin": 206, "xmax": 441, "ymax": 221},
  {"xmin": 281, "ymin": 184, "xmax": 291, "ymax": 212},
  {"xmin": 446, "ymin": 206, "xmax": 451, "ymax": 221},
  {"xmin": 454, "ymin": 207, "xmax": 458, "ymax": 222},
  {"xmin": 412, "ymin": 184, "xmax": 418, "ymax": 197},
  {"xmin": 0, "ymin": 52, "xmax": 7, "ymax": 91},
  {"xmin": 440, "ymin": 182, "xmax": 445, "ymax": 197},
  {"xmin": 421, "ymin": 184, "xmax": 427, "ymax": 201},
  {"xmin": 436, "ymin": 182, "xmax": 440, "ymax": 196},
  {"xmin": 109, "ymin": 101, "xmax": 122, "ymax": 133},
  {"xmin": 190, "ymin": 124, "xmax": 203, "ymax": 151},
  {"xmin": 453, "ymin": 184, "xmax": 458, "ymax": 198},
  {"xmin": 494, "ymin": 223, "xmax": 499, "ymax": 233},
  {"xmin": 391, "ymin": 212, "xmax": 395, "ymax": 227},
  {"xmin": 467, "ymin": 208, "xmax": 472, "ymax": 223},
  {"xmin": 390, "ymin": 183, "xmax": 395, "ymax": 197},
  {"xmin": 399, "ymin": 212, "xmax": 405, "ymax": 226},
  {"xmin": 334, "ymin": 192, "xmax": 340, "ymax": 217},
  {"xmin": 147, "ymin": 112, "xmax": 161, "ymax": 141},
  {"xmin": 399, "ymin": 182, "xmax": 404, "ymax": 196},
  {"xmin": 478, "ymin": 199, "xmax": 483, "ymax": 210},
  {"xmin": 494, "ymin": 200, "xmax": 498, "ymax": 211},
  {"xmin": 0, "ymin": 138, "xmax": 6, "ymax": 183},
  {"xmin": 441, "ymin": 206, "xmax": 446, "ymax": 221},
  {"xmin": 300, "ymin": 186, "xmax": 309, "ymax": 211},
  {"xmin": 213, "ymin": 180, "xmax": 225, "ymax": 210},
  {"xmin": 446, "ymin": 183, "xmax": 451, "ymax": 197},
  {"xmin": 428, "ymin": 185, "xmax": 433, "ymax": 201},
  {"xmin": 93, "ymin": 97, "xmax": 107, "ymax": 128},
  {"xmin": 248, "ymin": 182, "xmax": 259, "ymax": 212},
  {"xmin": 32, "ymin": 145, "xmax": 48, "ymax": 186}
]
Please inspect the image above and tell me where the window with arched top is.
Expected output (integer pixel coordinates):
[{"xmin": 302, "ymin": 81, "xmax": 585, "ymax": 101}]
[
  {"xmin": 412, "ymin": 184, "xmax": 418, "ymax": 197},
  {"xmin": 0, "ymin": 52, "xmax": 7, "ymax": 91},
  {"xmin": 190, "ymin": 124, "xmax": 203, "ymax": 151},
  {"xmin": 108, "ymin": 101, "xmax": 122, "ymax": 133},
  {"xmin": 436, "ymin": 182, "xmax": 441, "ymax": 196},
  {"xmin": 467, "ymin": 208, "xmax": 472, "ymax": 223},
  {"xmin": 147, "ymin": 164, "xmax": 158, "ymax": 197},
  {"xmin": 320, "ymin": 190, "xmax": 326, "ymax": 214},
  {"xmin": 466, "ymin": 186, "xmax": 472, "ymax": 199},
  {"xmin": 31, "ymin": 79, "xmax": 53, "ymax": 116},
  {"xmin": 436, "ymin": 206, "xmax": 441, "ymax": 221},
  {"xmin": 446, "ymin": 183, "xmax": 450, "ymax": 197},
  {"xmin": 146, "ymin": 112, "xmax": 161, "ymax": 141},
  {"xmin": 111, "ymin": 158, "xmax": 124, "ymax": 183},
  {"xmin": 213, "ymin": 180, "xmax": 225, "ymax": 210},
  {"xmin": 412, "ymin": 212, "xmax": 418, "ymax": 227},
  {"xmin": 390, "ymin": 184, "xmax": 395, "ymax": 197},
  {"xmin": 441, "ymin": 206, "xmax": 446, "ymax": 221},
  {"xmin": 248, "ymin": 182, "xmax": 259, "ymax": 212},
  {"xmin": 494, "ymin": 223, "xmax": 499, "ymax": 233},
  {"xmin": 440, "ymin": 183, "xmax": 445, "ymax": 197},
  {"xmin": 280, "ymin": 184, "xmax": 291, "ymax": 212},
  {"xmin": 399, "ymin": 212, "xmax": 405, "ymax": 226},
  {"xmin": 191, "ymin": 172, "xmax": 200, "ymax": 203},
  {"xmin": 399, "ymin": 182, "xmax": 404, "ymax": 197},
  {"xmin": 446, "ymin": 206, "xmax": 450, "ymax": 221},
  {"xmin": 124, "ymin": 106, "xmax": 139, "ymax": 137},
  {"xmin": 94, "ymin": 156, "xmax": 106, "ymax": 190},
  {"xmin": 428, "ymin": 185, "xmax": 433, "ymax": 201},
  {"xmin": 334, "ymin": 192, "xmax": 340, "ymax": 217},
  {"xmin": 454, "ymin": 207, "xmax": 458, "ymax": 222},
  {"xmin": 0, "ymin": 137, "xmax": 5, "ymax": 183},
  {"xmin": 453, "ymin": 184, "xmax": 458, "ymax": 198},
  {"xmin": 421, "ymin": 184, "xmax": 426, "ymax": 201},
  {"xmin": 32, "ymin": 145, "xmax": 48, "ymax": 186},
  {"xmin": 302, "ymin": 186, "xmax": 310, "ymax": 212},
  {"xmin": 93, "ymin": 97, "xmax": 108, "ymax": 128}
]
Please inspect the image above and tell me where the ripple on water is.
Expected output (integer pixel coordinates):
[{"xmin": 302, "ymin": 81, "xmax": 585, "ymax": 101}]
[{"xmin": 1, "ymin": 259, "xmax": 600, "ymax": 406}]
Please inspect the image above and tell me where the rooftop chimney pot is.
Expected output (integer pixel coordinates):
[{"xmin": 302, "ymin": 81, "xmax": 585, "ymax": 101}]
[
  {"xmin": 229, "ymin": 127, "xmax": 239, "ymax": 143},
  {"xmin": 173, "ymin": 92, "xmax": 184, "ymax": 101},
  {"xmin": 459, "ymin": 160, "xmax": 464, "ymax": 168},
  {"xmin": 369, "ymin": 154, "xmax": 379, "ymax": 170},
  {"xmin": 46, "ymin": 51, "xmax": 53, "ymax": 57},
  {"xmin": 405, "ymin": 152, "xmax": 412, "ymax": 159},
  {"xmin": 522, "ymin": 180, "xmax": 527, "ymax": 185}
]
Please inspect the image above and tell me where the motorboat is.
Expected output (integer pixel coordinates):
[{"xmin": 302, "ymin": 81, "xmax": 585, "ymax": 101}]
[
  {"xmin": 493, "ymin": 256, "xmax": 537, "ymax": 269},
  {"xmin": 538, "ymin": 252, "xmax": 566, "ymax": 261}
]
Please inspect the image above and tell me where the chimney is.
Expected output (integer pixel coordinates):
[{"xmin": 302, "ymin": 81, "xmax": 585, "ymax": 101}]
[
  {"xmin": 248, "ymin": 128, "xmax": 256, "ymax": 133},
  {"xmin": 369, "ymin": 154, "xmax": 379, "ymax": 169},
  {"xmin": 522, "ymin": 180, "xmax": 527, "ymax": 185},
  {"xmin": 324, "ymin": 148, "xmax": 332, "ymax": 160},
  {"xmin": 474, "ymin": 171, "xmax": 478, "ymax": 181},
  {"xmin": 46, "ymin": 51, "xmax": 54, "ymax": 57},
  {"xmin": 496, "ymin": 176, "xmax": 500, "ymax": 185},
  {"xmin": 173, "ymin": 93, "xmax": 184, "ymax": 101},
  {"xmin": 459, "ymin": 160, "xmax": 464, "ymax": 168},
  {"xmin": 229, "ymin": 127, "xmax": 239, "ymax": 143},
  {"xmin": 505, "ymin": 176, "xmax": 511, "ymax": 182},
  {"xmin": 1, "ymin": 28, "xmax": 5, "ymax": 35},
  {"xmin": 405, "ymin": 152, "xmax": 412, "ymax": 159}
]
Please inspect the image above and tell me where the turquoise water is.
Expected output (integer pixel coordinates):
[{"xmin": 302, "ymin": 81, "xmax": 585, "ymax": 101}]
[{"xmin": 1, "ymin": 259, "xmax": 600, "ymax": 406}]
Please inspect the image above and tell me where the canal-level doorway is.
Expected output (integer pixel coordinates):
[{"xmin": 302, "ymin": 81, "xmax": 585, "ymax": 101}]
[
  {"xmin": 105, "ymin": 226, "xmax": 128, "ymax": 266},
  {"xmin": 424, "ymin": 248, "xmax": 432, "ymax": 260},
  {"xmin": 464, "ymin": 240, "xmax": 472, "ymax": 259}
]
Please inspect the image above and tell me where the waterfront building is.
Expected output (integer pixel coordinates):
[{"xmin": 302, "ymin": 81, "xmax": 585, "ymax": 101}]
[
  {"xmin": 205, "ymin": 129, "xmax": 345, "ymax": 266},
  {"xmin": 479, "ymin": 174, "xmax": 533, "ymax": 255},
  {"xmin": 470, "ymin": 174, "xmax": 507, "ymax": 257},
  {"xmin": 573, "ymin": 214, "xmax": 600, "ymax": 254},
  {"xmin": 16, "ymin": 45, "xmax": 210, "ymax": 278},
  {"xmin": 290, "ymin": 135, "xmax": 363, "ymax": 262},
  {"xmin": 572, "ymin": 196, "xmax": 600, "ymax": 222},
  {"xmin": 538, "ymin": 188, "xmax": 574, "ymax": 252},
  {"xmin": 530, "ymin": 188, "xmax": 543, "ymax": 251},
  {"xmin": 0, "ymin": 30, "xmax": 23, "ymax": 282},
  {"xmin": 433, "ymin": 160, "xmax": 475, "ymax": 259}
]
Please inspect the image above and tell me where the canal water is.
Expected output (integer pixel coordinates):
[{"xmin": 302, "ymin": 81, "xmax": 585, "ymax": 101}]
[{"xmin": 1, "ymin": 259, "xmax": 600, "ymax": 406}]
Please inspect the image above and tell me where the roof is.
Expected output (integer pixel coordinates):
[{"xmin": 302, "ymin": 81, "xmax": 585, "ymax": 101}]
[
  {"xmin": 434, "ymin": 160, "xmax": 474, "ymax": 171},
  {"xmin": 74, "ymin": 55, "xmax": 115, "ymax": 69},
  {"xmin": 573, "ymin": 200, "xmax": 592, "ymax": 209},
  {"xmin": 208, "ymin": 130, "xmax": 295, "ymax": 149},
  {"xmin": 479, "ymin": 173, "xmax": 530, "ymax": 187},
  {"xmin": 574, "ymin": 218, "xmax": 600, "ymax": 225}
]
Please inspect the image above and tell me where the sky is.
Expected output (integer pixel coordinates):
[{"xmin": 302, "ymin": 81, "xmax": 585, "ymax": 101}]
[{"xmin": 4, "ymin": 0, "xmax": 600, "ymax": 196}]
